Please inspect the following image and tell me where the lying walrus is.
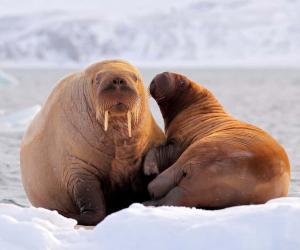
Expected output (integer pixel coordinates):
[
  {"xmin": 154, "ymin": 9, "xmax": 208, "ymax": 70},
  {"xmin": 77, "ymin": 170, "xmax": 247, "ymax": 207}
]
[
  {"xmin": 20, "ymin": 60, "xmax": 164, "ymax": 225},
  {"xmin": 143, "ymin": 72, "xmax": 290, "ymax": 208}
]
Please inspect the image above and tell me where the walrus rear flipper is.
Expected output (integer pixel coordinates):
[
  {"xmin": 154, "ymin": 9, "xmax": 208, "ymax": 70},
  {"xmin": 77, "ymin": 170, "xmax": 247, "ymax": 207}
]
[{"xmin": 146, "ymin": 162, "xmax": 186, "ymax": 200}]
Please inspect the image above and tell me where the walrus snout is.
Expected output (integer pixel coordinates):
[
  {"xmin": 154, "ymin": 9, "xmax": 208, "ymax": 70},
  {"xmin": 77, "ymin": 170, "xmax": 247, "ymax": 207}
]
[
  {"xmin": 112, "ymin": 77, "xmax": 126, "ymax": 86},
  {"xmin": 110, "ymin": 102, "xmax": 129, "ymax": 112},
  {"xmin": 108, "ymin": 77, "xmax": 132, "ymax": 92},
  {"xmin": 95, "ymin": 73, "xmax": 140, "ymax": 137},
  {"xmin": 100, "ymin": 78, "xmax": 134, "ymax": 93},
  {"xmin": 96, "ymin": 73, "xmax": 139, "ymax": 108},
  {"xmin": 150, "ymin": 72, "xmax": 174, "ymax": 101}
]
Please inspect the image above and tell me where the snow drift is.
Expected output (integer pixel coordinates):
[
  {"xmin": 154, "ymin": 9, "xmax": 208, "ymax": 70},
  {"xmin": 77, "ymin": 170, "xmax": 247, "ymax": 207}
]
[
  {"xmin": 0, "ymin": 0, "xmax": 300, "ymax": 66},
  {"xmin": 0, "ymin": 198, "xmax": 300, "ymax": 250}
]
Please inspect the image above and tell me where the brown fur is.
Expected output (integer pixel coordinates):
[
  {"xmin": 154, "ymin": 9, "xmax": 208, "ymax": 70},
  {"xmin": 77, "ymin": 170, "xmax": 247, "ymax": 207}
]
[
  {"xmin": 143, "ymin": 72, "xmax": 290, "ymax": 208},
  {"xmin": 20, "ymin": 60, "xmax": 164, "ymax": 225}
]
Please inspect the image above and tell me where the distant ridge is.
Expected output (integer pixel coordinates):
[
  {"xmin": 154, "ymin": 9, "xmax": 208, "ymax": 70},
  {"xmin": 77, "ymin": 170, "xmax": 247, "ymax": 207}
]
[{"xmin": 0, "ymin": 0, "xmax": 299, "ymax": 66}]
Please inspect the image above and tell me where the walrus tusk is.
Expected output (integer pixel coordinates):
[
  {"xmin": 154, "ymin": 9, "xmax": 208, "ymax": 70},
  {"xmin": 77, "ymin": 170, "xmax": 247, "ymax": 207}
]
[
  {"xmin": 127, "ymin": 111, "xmax": 132, "ymax": 137},
  {"xmin": 104, "ymin": 110, "xmax": 109, "ymax": 131}
]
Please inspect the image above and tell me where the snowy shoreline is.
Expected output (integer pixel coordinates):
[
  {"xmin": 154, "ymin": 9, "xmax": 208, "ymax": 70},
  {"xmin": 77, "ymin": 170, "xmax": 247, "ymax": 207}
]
[{"xmin": 1, "ymin": 198, "xmax": 300, "ymax": 250}]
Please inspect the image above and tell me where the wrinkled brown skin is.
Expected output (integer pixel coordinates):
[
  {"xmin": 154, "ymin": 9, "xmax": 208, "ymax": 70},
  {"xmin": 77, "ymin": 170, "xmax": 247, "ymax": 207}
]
[
  {"xmin": 20, "ymin": 60, "xmax": 164, "ymax": 225},
  {"xmin": 143, "ymin": 72, "xmax": 290, "ymax": 208}
]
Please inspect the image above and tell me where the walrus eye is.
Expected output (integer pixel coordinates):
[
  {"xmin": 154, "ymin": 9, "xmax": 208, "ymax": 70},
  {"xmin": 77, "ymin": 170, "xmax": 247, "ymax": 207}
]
[
  {"xmin": 95, "ymin": 72, "xmax": 102, "ymax": 85},
  {"xmin": 131, "ymin": 74, "xmax": 138, "ymax": 83},
  {"xmin": 95, "ymin": 79, "xmax": 101, "ymax": 85}
]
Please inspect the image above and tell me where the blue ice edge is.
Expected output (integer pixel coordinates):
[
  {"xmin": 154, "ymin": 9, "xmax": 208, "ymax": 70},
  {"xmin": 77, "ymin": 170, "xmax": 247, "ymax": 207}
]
[
  {"xmin": 0, "ymin": 105, "xmax": 41, "ymax": 132},
  {"xmin": 0, "ymin": 70, "xmax": 18, "ymax": 87}
]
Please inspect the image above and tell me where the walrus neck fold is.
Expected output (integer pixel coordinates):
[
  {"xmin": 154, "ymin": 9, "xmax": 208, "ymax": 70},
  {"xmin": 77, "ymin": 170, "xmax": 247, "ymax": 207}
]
[
  {"xmin": 164, "ymin": 86, "xmax": 232, "ymax": 145},
  {"xmin": 156, "ymin": 88, "xmax": 203, "ymax": 129},
  {"xmin": 160, "ymin": 86, "xmax": 226, "ymax": 131}
]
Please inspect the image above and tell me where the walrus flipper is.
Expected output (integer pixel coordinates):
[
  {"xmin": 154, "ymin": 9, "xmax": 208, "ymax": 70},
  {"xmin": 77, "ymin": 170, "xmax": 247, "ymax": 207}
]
[
  {"xmin": 143, "ymin": 140, "xmax": 181, "ymax": 176},
  {"xmin": 65, "ymin": 173, "xmax": 106, "ymax": 226},
  {"xmin": 146, "ymin": 161, "xmax": 186, "ymax": 200},
  {"xmin": 144, "ymin": 160, "xmax": 187, "ymax": 207}
]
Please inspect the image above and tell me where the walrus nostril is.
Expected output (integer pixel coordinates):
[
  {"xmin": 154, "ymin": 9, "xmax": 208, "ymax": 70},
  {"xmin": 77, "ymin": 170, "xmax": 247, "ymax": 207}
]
[
  {"xmin": 149, "ymin": 72, "xmax": 174, "ymax": 100},
  {"xmin": 112, "ymin": 78, "xmax": 126, "ymax": 85},
  {"xmin": 149, "ymin": 80, "xmax": 156, "ymax": 96}
]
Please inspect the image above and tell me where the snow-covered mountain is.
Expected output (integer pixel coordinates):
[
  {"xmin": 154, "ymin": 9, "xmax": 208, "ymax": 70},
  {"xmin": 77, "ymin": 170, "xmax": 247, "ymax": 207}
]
[{"xmin": 0, "ymin": 0, "xmax": 300, "ymax": 66}]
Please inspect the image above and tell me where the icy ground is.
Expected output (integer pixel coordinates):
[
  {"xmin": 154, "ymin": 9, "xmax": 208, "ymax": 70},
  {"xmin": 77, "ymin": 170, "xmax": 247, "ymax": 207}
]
[{"xmin": 0, "ymin": 198, "xmax": 300, "ymax": 250}]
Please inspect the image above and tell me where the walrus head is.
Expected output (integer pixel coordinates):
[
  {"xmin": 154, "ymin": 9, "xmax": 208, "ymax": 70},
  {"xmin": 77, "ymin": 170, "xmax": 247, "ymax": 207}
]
[
  {"xmin": 150, "ymin": 72, "xmax": 191, "ymax": 101},
  {"xmin": 149, "ymin": 72, "xmax": 198, "ymax": 128},
  {"xmin": 86, "ymin": 60, "xmax": 146, "ymax": 137},
  {"xmin": 150, "ymin": 72, "xmax": 225, "ymax": 131}
]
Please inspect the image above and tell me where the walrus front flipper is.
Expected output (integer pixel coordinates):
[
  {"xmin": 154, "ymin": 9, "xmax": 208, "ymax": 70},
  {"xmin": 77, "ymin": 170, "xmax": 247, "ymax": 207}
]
[
  {"xmin": 143, "ymin": 140, "xmax": 181, "ymax": 176},
  {"xmin": 66, "ymin": 175, "xmax": 106, "ymax": 226}
]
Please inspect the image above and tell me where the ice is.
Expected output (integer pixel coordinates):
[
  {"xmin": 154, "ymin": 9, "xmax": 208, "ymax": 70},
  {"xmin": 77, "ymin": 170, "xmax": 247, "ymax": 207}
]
[
  {"xmin": 0, "ymin": 105, "xmax": 41, "ymax": 132},
  {"xmin": 0, "ymin": 198, "xmax": 300, "ymax": 250},
  {"xmin": 0, "ymin": 71, "xmax": 18, "ymax": 87}
]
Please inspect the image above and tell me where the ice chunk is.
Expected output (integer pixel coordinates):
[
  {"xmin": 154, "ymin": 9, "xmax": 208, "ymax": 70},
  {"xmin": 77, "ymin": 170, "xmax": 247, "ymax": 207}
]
[
  {"xmin": 0, "ymin": 71, "xmax": 18, "ymax": 87},
  {"xmin": 0, "ymin": 105, "xmax": 41, "ymax": 132}
]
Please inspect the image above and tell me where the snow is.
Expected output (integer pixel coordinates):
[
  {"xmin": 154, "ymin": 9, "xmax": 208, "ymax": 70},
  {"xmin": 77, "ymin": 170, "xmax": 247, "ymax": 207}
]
[
  {"xmin": 0, "ymin": 0, "xmax": 299, "ymax": 67},
  {"xmin": 0, "ymin": 198, "xmax": 300, "ymax": 250}
]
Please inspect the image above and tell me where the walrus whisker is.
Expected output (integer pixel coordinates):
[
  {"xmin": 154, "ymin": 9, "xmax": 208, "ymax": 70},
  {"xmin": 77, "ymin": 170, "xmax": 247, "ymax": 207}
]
[
  {"xmin": 104, "ymin": 110, "xmax": 109, "ymax": 131},
  {"xmin": 127, "ymin": 111, "xmax": 132, "ymax": 137}
]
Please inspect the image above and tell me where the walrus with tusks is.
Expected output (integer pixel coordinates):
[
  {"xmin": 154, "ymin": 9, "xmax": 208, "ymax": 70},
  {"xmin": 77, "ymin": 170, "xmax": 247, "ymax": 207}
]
[
  {"xmin": 143, "ymin": 72, "xmax": 290, "ymax": 208},
  {"xmin": 20, "ymin": 60, "xmax": 164, "ymax": 225}
]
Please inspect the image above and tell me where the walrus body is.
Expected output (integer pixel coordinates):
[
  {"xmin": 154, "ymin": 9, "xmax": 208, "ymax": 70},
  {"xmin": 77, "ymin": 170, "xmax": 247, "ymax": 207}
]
[
  {"xmin": 20, "ymin": 60, "xmax": 164, "ymax": 225},
  {"xmin": 144, "ymin": 72, "xmax": 290, "ymax": 208}
]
